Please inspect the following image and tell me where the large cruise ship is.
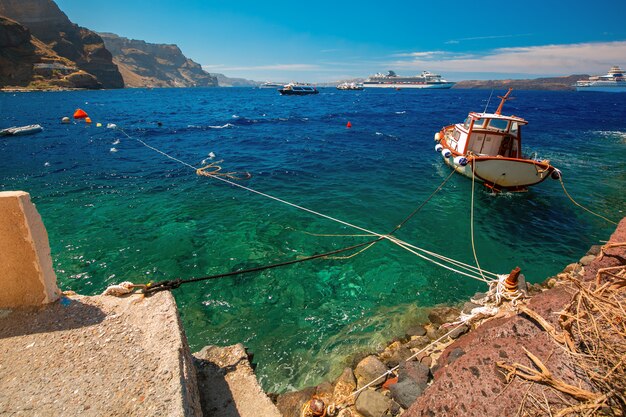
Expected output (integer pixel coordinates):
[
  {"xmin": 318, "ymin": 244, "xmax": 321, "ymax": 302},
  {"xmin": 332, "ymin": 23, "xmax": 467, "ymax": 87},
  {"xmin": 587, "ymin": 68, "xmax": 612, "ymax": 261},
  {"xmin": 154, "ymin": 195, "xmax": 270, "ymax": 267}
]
[
  {"xmin": 363, "ymin": 70, "xmax": 455, "ymax": 89},
  {"xmin": 575, "ymin": 66, "xmax": 626, "ymax": 92}
]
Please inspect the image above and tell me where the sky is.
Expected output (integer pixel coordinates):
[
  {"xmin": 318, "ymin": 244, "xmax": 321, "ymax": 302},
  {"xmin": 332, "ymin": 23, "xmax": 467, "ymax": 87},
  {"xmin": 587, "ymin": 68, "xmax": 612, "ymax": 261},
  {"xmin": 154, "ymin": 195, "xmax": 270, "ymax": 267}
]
[{"xmin": 55, "ymin": 0, "xmax": 626, "ymax": 83}]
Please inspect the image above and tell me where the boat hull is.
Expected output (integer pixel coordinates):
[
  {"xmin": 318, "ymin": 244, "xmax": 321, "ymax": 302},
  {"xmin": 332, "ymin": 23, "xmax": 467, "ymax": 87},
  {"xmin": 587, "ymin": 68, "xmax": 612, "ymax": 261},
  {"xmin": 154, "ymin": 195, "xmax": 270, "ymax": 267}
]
[
  {"xmin": 576, "ymin": 85, "xmax": 626, "ymax": 93},
  {"xmin": 363, "ymin": 83, "xmax": 455, "ymax": 89},
  {"xmin": 443, "ymin": 155, "xmax": 554, "ymax": 191},
  {"xmin": 279, "ymin": 89, "xmax": 319, "ymax": 95}
]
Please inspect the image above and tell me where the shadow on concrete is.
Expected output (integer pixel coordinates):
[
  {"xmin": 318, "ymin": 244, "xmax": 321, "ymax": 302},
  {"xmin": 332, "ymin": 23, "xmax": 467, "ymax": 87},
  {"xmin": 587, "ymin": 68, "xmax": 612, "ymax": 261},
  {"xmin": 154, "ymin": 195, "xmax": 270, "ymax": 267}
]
[
  {"xmin": 193, "ymin": 356, "xmax": 242, "ymax": 417},
  {"xmin": 0, "ymin": 297, "xmax": 106, "ymax": 339}
]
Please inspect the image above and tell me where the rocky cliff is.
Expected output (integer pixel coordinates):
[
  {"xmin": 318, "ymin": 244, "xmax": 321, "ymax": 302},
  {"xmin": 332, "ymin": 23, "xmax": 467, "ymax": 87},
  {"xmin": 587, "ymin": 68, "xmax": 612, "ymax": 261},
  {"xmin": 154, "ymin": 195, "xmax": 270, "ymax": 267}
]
[
  {"xmin": 99, "ymin": 32, "xmax": 218, "ymax": 88},
  {"xmin": 0, "ymin": 16, "xmax": 101, "ymax": 89},
  {"xmin": 454, "ymin": 74, "xmax": 589, "ymax": 91},
  {"xmin": 213, "ymin": 73, "xmax": 259, "ymax": 87},
  {"xmin": 0, "ymin": 0, "xmax": 123, "ymax": 89}
]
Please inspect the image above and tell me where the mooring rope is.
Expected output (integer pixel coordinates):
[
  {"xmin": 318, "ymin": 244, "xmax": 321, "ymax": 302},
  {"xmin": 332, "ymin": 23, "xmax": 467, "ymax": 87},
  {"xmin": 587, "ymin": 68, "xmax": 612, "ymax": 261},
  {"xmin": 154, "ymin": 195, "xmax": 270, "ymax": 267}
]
[
  {"xmin": 558, "ymin": 176, "xmax": 618, "ymax": 226},
  {"xmin": 113, "ymin": 127, "xmax": 499, "ymax": 286},
  {"xmin": 140, "ymin": 237, "xmax": 384, "ymax": 294},
  {"xmin": 470, "ymin": 159, "xmax": 488, "ymax": 282}
]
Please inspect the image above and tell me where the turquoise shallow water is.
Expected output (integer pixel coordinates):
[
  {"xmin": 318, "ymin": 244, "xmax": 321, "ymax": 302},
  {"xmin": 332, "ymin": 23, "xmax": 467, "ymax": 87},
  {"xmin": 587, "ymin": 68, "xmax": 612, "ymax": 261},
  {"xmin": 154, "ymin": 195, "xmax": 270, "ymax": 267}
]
[{"xmin": 1, "ymin": 88, "xmax": 625, "ymax": 391}]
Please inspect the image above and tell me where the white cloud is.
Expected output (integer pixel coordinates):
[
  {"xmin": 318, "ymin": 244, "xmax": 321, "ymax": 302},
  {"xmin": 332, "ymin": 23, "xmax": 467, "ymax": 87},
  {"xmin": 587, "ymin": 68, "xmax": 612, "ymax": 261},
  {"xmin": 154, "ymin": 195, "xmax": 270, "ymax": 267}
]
[
  {"xmin": 392, "ymin": 51, "xmax": 446, "ymax": 58},
  {"xmin": 444, "ymin": 33, "xmax": 533, "ymax": 45},
  {"xmin": 390, "ymin": 41, "xmax": 626, "ymax": 75}
]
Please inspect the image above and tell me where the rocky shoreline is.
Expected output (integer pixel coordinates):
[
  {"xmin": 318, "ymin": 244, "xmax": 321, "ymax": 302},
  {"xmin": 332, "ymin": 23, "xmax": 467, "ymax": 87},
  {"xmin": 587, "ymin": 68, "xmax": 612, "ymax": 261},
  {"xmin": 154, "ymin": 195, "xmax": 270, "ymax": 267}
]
[{"xmin": 270, "ymin": 218, "xmax": 626, "ymax": 417}]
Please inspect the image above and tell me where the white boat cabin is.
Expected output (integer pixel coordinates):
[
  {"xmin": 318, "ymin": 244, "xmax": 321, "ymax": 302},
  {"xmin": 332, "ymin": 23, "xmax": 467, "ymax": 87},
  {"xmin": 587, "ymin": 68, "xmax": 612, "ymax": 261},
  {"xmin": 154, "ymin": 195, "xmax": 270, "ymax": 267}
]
[{"xmin": 445, "ymin": 112, "xmax": 527, "ymax": 159}]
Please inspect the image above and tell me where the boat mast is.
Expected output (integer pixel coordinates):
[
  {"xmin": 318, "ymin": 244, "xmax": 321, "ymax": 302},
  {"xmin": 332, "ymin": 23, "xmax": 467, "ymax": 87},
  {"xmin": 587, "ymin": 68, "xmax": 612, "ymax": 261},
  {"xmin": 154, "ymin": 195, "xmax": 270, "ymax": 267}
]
[{"xmin": 495, "ymin": 88, "xmax": 513, "ymax": 115}]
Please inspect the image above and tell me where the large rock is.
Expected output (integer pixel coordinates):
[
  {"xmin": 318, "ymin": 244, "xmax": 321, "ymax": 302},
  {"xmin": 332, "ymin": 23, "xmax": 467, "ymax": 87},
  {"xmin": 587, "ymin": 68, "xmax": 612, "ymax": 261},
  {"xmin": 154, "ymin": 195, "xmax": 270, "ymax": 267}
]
[
  {"xmin": 427, "ymin": 306, "xmax": 460, "ymax": 326},
  {"xmin": 379, "ymin": 341, "xmax": 412, "ymax": 368},
  {"xmin": 389, "ymin": 379, "xmax": 422, "ymax": 409},
  {"xmin": 194, "ymin": 344, "xmax": 281, "ymax": 417},
  {"xmin": 0, "ymin": 0, "xmax": 123, "ymax": 88},
  {"xmin": 355, "ymin": 389, "xmax": 392, "ymax": 417},
  {"xmin": 398, "ymin": 361, "xmax": 429, "ymax": 389},
  {"xmin": 354, "ymin": 355, "xmax": 389, "ymax": 388}
]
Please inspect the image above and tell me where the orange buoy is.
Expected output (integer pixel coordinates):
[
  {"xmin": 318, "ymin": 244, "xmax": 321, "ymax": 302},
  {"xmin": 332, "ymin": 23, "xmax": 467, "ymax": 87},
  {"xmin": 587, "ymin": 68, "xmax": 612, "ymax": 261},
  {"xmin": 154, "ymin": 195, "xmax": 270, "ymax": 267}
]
[
  {"xmin": 73, "ymin": 109, "xmax": 88, "ymax": 119},
  {"xmin": 85, "ymin": 117, "xmax": 92, "ymax": 124},
  {"xmin": 346, "ymin": 121, "xmax": 352, "ymax": 128}
]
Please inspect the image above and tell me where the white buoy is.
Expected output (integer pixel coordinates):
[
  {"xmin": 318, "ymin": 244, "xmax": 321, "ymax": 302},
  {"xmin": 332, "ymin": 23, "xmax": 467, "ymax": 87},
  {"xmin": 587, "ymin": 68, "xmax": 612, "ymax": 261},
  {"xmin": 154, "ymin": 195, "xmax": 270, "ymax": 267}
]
[
  {"xmin": 61, "ymin": 117, "xmax": 70, "ymax": 124},
  {"xmin": 454, "ymin": 156, "xmax": 469, "ymax": 166},
  {"xmin": 434, "ymin": 132, "xmax": 442, "ymax": 141},
  {"xmin": 107, "ymin": 123, "xmax": 117, "ymax": 129},
  {"xmin": 441, "ymin": 149, "xmax": 452, "ymax": 158},
  {"xmin": 435, "ymin": 144, "xmax": 443, "ymax": 152}
]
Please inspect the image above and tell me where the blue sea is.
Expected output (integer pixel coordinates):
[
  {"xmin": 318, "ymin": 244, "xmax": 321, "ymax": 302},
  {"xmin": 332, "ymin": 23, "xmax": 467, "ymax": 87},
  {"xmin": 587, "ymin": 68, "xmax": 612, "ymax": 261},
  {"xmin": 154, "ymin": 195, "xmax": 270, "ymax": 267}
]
[{"xmin": 1, "ymin": 88, "xmax": 625, "ymax": 392}]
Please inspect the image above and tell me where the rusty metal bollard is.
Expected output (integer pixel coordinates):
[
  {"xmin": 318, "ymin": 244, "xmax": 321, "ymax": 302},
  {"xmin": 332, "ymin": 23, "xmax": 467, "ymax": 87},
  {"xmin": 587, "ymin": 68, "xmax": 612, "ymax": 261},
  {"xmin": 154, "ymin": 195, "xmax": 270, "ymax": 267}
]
[{"xmin": 504, "ymin": 267, "xmax": 521, "ymax": 293}]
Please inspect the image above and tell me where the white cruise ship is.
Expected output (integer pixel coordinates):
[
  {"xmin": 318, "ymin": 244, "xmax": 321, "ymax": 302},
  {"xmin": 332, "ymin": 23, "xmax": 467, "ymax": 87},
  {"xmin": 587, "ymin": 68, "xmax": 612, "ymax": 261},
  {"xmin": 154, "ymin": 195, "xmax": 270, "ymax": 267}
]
[
  {"xmin": 575, "ymin": 66, "xmax": 626, "ymax": 92},
  {"xmin": 363, "ymin": 70, "xmax": 455, "ymax": 89}
]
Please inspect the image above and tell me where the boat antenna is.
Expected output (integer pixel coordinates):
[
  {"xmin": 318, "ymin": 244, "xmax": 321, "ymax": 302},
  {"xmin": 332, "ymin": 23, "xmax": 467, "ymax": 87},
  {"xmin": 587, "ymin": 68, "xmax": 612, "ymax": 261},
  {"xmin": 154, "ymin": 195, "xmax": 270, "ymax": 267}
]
[
  {"xmin": 483, "ymin": 90, "xmax": 494, "ymax": 114},
  {"xmin": 495, "ymin": 88, "xmax": 513, "ymax": 115}
]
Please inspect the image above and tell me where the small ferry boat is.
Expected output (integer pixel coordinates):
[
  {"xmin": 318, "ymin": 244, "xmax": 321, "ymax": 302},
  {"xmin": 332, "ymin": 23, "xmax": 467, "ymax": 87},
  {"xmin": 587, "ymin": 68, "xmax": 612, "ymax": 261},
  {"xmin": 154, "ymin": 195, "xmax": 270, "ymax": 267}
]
[
  {"xmin": 575, "ymin": 65, "xmax": 626, "ymax": 92},
  {"xmin": 336, "ymin": 82, "xmax": 364, "ymax": 90},
  {"xmin": 0, "ymin": 124, "xmax": 43, "ymax": 136},
  {"xmin": 363, "ymin": 70, "xmax": 454, "ymax": 89},
  {"xmin": 434, "ymin": 89, "xmax": 559, "ymax": 192},
  {"xmin": 279, "ymin": 83, "xmax": 319, "ymax": 95}
]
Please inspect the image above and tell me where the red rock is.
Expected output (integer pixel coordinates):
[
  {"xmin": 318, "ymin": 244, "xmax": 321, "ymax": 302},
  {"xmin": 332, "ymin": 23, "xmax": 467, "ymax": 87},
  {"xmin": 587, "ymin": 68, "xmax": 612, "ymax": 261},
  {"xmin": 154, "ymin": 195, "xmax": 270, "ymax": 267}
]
[
  {"xmin": 403, "ymin": 218, "xmax": 626, "ymax": 416},
  {"xmin": 381, "ymin": 376, "xmax": 398, "ymax": 391}
]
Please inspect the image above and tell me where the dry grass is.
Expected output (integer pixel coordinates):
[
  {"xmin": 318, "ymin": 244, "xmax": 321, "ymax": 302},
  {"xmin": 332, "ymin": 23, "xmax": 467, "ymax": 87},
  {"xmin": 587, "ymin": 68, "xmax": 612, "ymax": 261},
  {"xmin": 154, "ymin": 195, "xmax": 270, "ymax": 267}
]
[{"xmin": 497, "ymin": 263, "xmax": 626, "ymax": 416}]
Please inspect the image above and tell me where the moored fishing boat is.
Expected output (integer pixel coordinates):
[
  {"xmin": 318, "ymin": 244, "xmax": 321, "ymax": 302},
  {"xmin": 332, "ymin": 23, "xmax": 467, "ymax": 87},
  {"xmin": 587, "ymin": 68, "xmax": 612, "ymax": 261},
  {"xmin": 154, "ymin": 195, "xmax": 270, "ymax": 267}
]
[
  {"xmin": 279, "ymin": 82, "xmax": 319, "ymax": 95},
  {"xmin": 434, "ymin": 89, "xmax": 559, "ymax": 192}
]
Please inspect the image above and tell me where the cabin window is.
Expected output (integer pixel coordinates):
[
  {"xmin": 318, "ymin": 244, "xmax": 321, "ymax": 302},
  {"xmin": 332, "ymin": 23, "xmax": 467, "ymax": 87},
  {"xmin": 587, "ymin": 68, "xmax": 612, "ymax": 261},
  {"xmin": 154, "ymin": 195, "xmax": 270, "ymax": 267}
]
[
  {"xmin": 463, "ymin": 117, "xmax": 472, "ymax": 129},
  {"xmin": 488, "ymin": 119, "xmax": 508, "ymax": 131},
  {"xmin": 472, "ymin": 118, "xmax": 485, "ymax": 129}
]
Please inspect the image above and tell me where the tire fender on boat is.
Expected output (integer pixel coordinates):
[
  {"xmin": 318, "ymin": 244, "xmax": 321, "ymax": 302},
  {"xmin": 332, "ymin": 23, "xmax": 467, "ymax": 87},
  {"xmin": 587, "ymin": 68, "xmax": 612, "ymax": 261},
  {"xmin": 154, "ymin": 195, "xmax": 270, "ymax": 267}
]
[
  {"xmin": 441, "ymin": 148, "xmax": 452, "ymax": 158},
  {"xmin": 435, "ymin": 144, "xmax": 443, "ymax": 152}
]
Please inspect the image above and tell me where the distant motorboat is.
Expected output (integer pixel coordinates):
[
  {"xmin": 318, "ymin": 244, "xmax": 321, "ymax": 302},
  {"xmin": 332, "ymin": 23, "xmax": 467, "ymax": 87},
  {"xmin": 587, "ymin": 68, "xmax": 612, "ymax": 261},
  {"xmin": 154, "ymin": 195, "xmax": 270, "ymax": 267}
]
[
  {"xmin": 434, "ymin": 89, "xmax": 559, "ymax": 192},
  {"xmin": 336, "ymin": 82, "xmax": 364, "ymax": 90},
  {"xmin": 279, "ymin": 83, "xmax": 319, "ymax": 95},
  {"xmin": 575, "ymin": 65, "xmax": 626, "ymax": 92},
  {"xmin": 0, "ymin": 124, "xmax": 43, "ymax": 136}
]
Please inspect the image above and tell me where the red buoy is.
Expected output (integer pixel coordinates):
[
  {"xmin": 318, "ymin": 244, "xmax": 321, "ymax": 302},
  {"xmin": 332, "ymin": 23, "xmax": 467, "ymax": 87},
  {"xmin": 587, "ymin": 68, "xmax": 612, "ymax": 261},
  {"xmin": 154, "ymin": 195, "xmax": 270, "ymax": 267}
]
[
  {"xmin": 73, "ymin": 109, "xmax": 88, "ymax": 119},
  {"xmin": 346, "ymin": 121, "xmax": 352, "ymax": 128}
]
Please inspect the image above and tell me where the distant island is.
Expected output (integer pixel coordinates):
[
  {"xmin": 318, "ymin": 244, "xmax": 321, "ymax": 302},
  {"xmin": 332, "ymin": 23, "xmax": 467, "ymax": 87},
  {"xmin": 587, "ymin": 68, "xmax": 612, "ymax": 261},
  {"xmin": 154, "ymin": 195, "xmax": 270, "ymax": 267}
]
[{"xmin": 453, "ymin": 75, "xmax": 589, "ymax": 91}]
